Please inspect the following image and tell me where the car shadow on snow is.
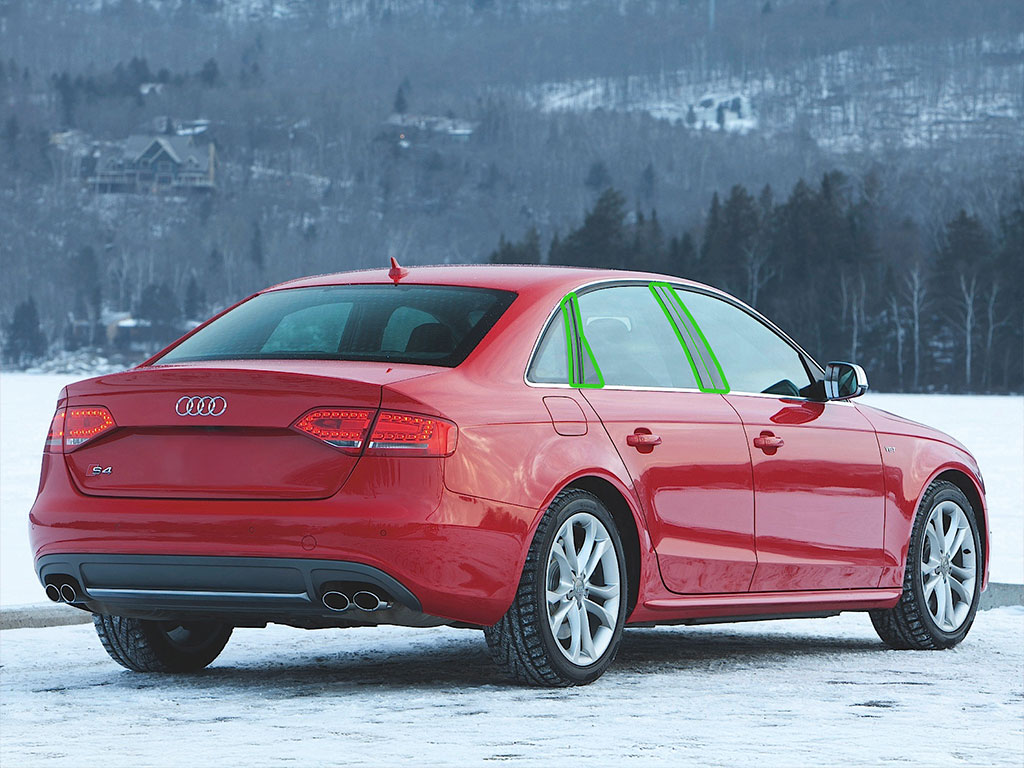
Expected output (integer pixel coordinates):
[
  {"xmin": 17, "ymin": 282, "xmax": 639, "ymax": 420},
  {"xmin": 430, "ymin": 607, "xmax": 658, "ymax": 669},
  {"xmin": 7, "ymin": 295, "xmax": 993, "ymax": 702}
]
[{"xmin": 98, "ymin": 624, "xmax": 884, "ymax": 694}]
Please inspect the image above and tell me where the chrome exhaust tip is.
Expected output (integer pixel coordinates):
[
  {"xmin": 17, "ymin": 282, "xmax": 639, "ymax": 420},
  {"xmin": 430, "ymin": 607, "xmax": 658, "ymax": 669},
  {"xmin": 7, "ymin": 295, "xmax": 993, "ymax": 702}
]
[
  {"xmin": 352, "ymin": 590, "xmax": 391, "ymax": 612},
  {"xmin": 45, "ymin": 584, "xmax": 62, "ymax": 603},
  {"xmin": 59, "ymin": 584, "xmax": 77, "ymax": 603},
  {"xmin": 322, "ymin": 591, "xmax": 351, "ymax": 612}
]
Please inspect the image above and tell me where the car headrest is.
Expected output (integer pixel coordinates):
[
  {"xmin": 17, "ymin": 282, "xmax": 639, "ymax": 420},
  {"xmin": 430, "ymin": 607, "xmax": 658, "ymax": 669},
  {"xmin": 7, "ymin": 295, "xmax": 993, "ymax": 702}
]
[
  {"xmin": 406, "ymin": 322, "xmax": 455, "ymax": 355},
  {"xmin": 585, "ymin": 318, "xmax": 631, "ymax": 346}
]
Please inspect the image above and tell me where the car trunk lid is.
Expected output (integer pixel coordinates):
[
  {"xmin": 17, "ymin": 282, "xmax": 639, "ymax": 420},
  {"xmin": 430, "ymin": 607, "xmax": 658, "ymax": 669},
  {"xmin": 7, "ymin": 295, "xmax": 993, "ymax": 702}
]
[{"xmin": 61, "ymin": 361, "xmax": 436, "ymax": 500}]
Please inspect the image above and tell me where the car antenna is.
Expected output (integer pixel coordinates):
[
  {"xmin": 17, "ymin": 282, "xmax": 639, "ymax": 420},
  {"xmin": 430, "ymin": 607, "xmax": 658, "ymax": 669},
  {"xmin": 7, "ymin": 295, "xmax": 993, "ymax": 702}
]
[{"xmin": 388, "ymin": 257, "xmax": 409, "ymax": 285}]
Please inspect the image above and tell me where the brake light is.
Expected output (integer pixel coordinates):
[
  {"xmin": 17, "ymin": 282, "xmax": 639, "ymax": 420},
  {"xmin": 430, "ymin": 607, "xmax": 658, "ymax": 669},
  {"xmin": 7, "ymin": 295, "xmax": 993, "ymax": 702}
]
[
  {"xmin": 291, "ymin": 408, "xmax": 457, "ymax": 457},
  {"xmin": 366, "ymin": 411, "xmax": 457, "ymax": 457},
  {"xmin": 45, "ymin": 405, "xmax": 116, "ymax": 452},
  {"xmin": 64, "ymin": 407, "xmax": 117, "ymax": 449},
  {"xmin": 44, "ymin": 407, "xmax": 66, "ymax": 453},
  {"xmin": 291, "ymin": 408, "xmax": 374, "ymax": 455}
]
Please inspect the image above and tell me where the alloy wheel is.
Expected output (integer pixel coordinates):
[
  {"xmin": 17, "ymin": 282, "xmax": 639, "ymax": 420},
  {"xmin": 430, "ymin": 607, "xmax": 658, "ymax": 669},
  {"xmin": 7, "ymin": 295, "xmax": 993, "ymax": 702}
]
[
  {"xmin": 920, "ymin": 499, "xmax": 977, "ymax": 632},
  {"xmin": 545, "ymin": 512, "xmax": 621, "ymax": 666}
]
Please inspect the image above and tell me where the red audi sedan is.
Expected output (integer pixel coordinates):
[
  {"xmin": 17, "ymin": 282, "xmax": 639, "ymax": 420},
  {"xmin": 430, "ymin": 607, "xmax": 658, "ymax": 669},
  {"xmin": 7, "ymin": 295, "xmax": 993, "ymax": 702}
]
[{"xmin": 30, "ymin": 264, "xmax": 989, "ymax": 685}]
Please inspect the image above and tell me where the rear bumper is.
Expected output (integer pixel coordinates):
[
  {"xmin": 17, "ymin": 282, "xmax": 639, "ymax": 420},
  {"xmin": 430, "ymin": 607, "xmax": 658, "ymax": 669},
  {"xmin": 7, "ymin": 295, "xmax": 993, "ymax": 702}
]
[
  {"xmin": 35, "ymin": 553, "xmax": 441, "ymax": 628},
  {"xmin": 30, "ymin": 455, "xmax": 540, "ymax": 626}
]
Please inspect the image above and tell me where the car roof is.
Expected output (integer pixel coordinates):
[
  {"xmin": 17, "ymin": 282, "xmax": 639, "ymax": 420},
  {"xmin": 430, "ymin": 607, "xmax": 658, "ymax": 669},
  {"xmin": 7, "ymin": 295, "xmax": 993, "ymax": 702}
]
[{"xmin": 267, "ymin": 264, "xmax": 712, "ymax": 297}]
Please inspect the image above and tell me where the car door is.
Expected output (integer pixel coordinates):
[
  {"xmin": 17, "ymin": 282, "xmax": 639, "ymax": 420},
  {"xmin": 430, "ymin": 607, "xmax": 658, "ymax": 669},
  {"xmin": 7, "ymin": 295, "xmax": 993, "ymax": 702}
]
[
  {"xmin": 547, "ymin": 283, "xmax": 756, "ymax": 594},
  {"xmin": 678, "ymin": 288, "xmax": 886, "ymax": 592}
]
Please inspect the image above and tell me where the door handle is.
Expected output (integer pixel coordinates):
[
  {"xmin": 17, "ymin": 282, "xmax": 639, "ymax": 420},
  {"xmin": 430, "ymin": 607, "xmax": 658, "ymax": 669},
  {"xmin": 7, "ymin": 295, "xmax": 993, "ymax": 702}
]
[
  {"xmin": 753, "ymin": 431, "xmax": 784, "ymax": 452},
  {"xmin": 626, "ymin": 431, "xmax": 662, "ymax": 449}
]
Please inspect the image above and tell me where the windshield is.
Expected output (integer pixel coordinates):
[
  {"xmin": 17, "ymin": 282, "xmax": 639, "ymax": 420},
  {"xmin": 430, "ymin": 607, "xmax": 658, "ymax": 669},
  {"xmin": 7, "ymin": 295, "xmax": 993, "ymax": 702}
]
[{"xmin": 156, "ymin": 284, "xmax": 516, "ymax": 367}]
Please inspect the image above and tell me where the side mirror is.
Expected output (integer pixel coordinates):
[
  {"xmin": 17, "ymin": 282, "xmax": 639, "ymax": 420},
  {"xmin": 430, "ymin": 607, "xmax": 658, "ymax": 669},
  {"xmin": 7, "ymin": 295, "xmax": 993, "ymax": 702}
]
[{"xmin": 824, "ymin": 361, "xmax": 869, "ymax": 400}]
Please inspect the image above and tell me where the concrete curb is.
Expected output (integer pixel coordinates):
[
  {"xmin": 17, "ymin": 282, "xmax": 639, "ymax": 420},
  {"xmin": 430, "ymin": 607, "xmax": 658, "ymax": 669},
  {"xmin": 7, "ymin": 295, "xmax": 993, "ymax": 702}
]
[
  {"xmin": 0, "ymin": 603, "xmax": 92, "ymax": 630},
  {"xmin": 979, "ymin": 581, "xmax": 1024, "ymax": 610},
  {"xmin": 2, "ymin": 583, "xmax": 1021, "ymax": 631}
]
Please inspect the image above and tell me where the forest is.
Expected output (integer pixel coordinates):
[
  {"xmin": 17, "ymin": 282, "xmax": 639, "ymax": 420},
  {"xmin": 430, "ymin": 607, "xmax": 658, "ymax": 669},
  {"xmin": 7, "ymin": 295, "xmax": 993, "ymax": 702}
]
[{"xmin": 0, "ymin": 0, "xmax": 1022, "ymax": 392}]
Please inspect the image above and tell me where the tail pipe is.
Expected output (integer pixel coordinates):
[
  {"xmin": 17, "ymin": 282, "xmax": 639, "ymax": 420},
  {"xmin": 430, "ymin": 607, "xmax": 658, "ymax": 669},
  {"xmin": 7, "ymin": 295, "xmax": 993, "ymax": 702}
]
[
  {"xmin": 352, "ymin": 590, "xmax": 392, "ymax": 612},
  {"xmin": 59, "ymin": 583, "xmax": 77, "ymax": 603},
  {"xmin": 322, "ymin": 591, "xmax": 351, "ymax": 612},
  {"xmin": 45, "ymin": 584, "xmax": 61, "ymax": 603}
]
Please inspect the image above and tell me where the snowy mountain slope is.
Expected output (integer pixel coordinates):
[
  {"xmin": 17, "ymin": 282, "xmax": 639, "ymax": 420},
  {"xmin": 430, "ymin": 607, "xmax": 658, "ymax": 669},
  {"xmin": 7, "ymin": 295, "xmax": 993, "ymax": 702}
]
[{"xmin": 528, "ymin": 35, "xmax": 1024, "ymax": 151}]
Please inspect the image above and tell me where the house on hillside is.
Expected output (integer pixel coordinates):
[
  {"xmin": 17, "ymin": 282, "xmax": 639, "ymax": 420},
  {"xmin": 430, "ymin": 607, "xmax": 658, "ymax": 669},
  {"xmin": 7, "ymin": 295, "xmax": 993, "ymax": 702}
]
[
  {"xmin": 87, "ymin": 135, "xmax": 215, "ymax": 193},
  {"xmin": 378, "ymin": 113, "xmax": 477, "ymax": 147}
]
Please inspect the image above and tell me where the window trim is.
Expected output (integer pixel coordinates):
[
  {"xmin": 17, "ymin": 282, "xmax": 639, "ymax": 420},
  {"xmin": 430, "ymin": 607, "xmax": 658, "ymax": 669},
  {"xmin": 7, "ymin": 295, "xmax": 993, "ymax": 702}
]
[{"xmin": 524, "ymin": 278, "xmax": 825, "ymax": 396}]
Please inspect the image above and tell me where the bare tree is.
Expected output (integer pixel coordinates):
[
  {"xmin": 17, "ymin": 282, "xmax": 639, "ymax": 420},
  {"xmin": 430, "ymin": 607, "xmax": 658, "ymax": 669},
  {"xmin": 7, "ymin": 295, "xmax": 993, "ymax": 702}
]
[
  {"xmin": 888, "ymin": 292, "xmax": 905, "ymax": 388},
  {"xmin": 904, "ymin": 264, "xmax": 929, "ymax": 391},
  {"xmin": 955, "ymin": 273, "xmax": 979, "ymax": 387}
]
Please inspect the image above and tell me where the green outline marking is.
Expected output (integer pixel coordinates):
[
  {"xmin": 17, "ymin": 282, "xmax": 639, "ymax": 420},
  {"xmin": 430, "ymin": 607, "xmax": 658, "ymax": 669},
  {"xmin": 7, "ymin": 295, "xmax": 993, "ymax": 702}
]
[
  {"xmin": 562, "ymin": 292, "xmax": 604, "ymax": 388},
  {"xmin": 665, "ymin": 284, "xmax": 729, "ymax": 393},
  {"xmin": 560, "ymin": 297, "xmax": 576, "ymax": 384},
  {"xmin": 649, "ymin": 284, "xmax": 705, "ymax": 388},
  {"xmin": 649, "ymin": 282, "xmax": 730, "ymax": 394}
]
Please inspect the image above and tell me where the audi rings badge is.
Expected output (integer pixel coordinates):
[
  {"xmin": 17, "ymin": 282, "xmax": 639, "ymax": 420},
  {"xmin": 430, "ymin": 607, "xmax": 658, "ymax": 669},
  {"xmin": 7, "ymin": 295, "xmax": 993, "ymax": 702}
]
[{"xmin": 175, "ymin": 395, "xmax": 228, "ymax": 417}]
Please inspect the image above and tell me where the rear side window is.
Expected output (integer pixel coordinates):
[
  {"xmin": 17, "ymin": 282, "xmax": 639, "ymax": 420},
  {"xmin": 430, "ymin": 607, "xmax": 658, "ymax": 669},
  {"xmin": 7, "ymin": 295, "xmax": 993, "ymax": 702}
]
[
  {"xmin": 528, "ymin": 314, "xmax": 569, "ymax": 384},
  {"xmin": 157, "ymin": 284, "xmax": 516, "ymax": 367}
]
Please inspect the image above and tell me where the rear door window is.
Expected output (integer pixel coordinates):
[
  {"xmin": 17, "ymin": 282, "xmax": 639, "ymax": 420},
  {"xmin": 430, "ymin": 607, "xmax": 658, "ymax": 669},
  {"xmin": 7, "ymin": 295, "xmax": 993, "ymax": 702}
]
[{"xmin": 576, "ymin": 285, "xmax": 699, "ymax": 389}]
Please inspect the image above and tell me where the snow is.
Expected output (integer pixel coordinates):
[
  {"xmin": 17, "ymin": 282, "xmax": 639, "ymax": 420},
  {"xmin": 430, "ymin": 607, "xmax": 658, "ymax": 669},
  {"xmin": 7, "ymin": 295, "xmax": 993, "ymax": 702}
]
[
  {"xmin": 1, "ymin": 373, "xmax": 1021, "ymax": 609},
  {"xmin": 527, "ymin": 36, "xmax": 1024, "ymax": 152},
  {"xmin": 0, "ymin": 609, "xmax": 1021, "ymax": 765}
]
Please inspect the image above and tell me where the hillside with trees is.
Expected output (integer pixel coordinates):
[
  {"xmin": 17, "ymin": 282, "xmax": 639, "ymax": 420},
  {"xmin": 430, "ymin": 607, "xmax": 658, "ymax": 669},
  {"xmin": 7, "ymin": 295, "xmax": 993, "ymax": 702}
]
[{"xmin": 0, "ymin": 0, "xmax": 1021, "ymax": 392}]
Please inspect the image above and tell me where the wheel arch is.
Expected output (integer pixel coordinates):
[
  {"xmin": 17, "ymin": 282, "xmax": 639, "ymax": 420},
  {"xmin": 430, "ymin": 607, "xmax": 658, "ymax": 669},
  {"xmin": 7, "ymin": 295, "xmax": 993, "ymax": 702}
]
[
  {"xmin": 563, "ymin": 475, "xmax": 644, "ymax": 615},
  {"xmin": 932, "ymin": 467, "xmax": 988, "ymax": 576}
]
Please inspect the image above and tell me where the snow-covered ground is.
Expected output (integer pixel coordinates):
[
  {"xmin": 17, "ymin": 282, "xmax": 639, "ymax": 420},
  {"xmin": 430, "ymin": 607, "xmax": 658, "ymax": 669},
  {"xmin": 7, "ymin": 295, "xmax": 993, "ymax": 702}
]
[
  {"xmin": 1, "ymin": 609, "xmax": 1021, "ymax": 766},
  {"xmin": 1, "ymin": 373, "xmax": 1021, "ymax": 608}
]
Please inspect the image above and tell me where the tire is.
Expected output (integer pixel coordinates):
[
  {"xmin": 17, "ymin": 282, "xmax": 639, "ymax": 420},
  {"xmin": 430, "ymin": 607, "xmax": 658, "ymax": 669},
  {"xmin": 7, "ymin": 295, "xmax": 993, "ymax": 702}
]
[
  {"xmin": 870, "ymin": 480, "xmax": 981, "ymax": 650},
  {"xmin": 484, "ymin": 488, "xmax": 628, "ymax": 686},
  {"xmin": 93, "ymin": 614, "xmax": 233, "ymax": 672}
]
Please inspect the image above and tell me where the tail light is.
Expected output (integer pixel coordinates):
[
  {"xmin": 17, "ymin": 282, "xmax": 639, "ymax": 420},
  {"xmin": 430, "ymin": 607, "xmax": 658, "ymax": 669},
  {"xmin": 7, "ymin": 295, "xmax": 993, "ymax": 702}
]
[
  {"xmin": 44, "ymin": 407, "xmax": 66, "ymax": 453},
  {"xmin": 291, "ymin": 408, "xmax": 457, "ymax": 457},
  {"xmin": 366, "ymin": 411, "xmax": 457, "ymax": 457},
  {"xmin": 44, "ymin": 405, "xmax": 116, "ymax": 453},
  {"xmin": 292, "ymin": 409, "xmax": 374, "ymax": 455}
]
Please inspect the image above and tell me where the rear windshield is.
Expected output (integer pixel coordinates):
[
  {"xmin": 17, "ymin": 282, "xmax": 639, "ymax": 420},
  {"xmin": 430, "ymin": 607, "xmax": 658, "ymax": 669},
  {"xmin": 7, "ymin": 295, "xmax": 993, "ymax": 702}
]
[{"xmin": 156, "ymin": 284, "xmax": 516, "ymax": 367}]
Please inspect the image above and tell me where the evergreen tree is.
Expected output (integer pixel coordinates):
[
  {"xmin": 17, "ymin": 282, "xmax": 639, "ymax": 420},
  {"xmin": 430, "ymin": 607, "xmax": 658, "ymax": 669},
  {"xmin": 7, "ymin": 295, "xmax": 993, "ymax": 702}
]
[
  {"xmin": 584, "ymin": 161, "xmax": 611, "ymax": 193},
  {"xmin": 555, "ymin": 188, "xmax": 627, "ymax": 268},
  {"xmin": 936, "ymin": 210, "xmax": 991, "ymax": 388},
  {"xmin": 199, "ymin": 58, "xmax": 220, "ymax": 87},
  {"xmin": 393, "ymin": 84, "xmax": 408, "ymax": 114},
  {"xmin": 51, "ymin": 71, "xmax": 77, "ymax": 126},
  {"xmin": 719, "ymin": 184, "xmax": 760, "ymax": 296},
  {"xmin": 699, "ymin": 191, "xmax": 726, "ymax": 285},
  {"xmin": 994, "ymin": 182, "xmax": 1024, "ymax": 388},
  {"xmin": 2, "ymin": 114, "xmax": 18, "ymax": 154},
  {"xmin": 639, "ymin": 162, "xmax": 656, "ymax": 203},
  {"xmin": 249, "ymin": 221, "xmax": 264, "ymax": 268},
  {"xmin": 184, "ymin": 275, "xmax": 206, "ymax": 319},
  {"xmin": 73, "ymin": 246, "xmax": 102, "ymax": 345},
  {"xmin": 489, "ymin": 227, "xmax": 541, "ymax": 264},
  {"xmin": 136, "ymin": 282, "xmax": 180, "ymax": 345},
  {"xmin": 3, "ymin": 297, "xmax": 47, "ymax": 366}
]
